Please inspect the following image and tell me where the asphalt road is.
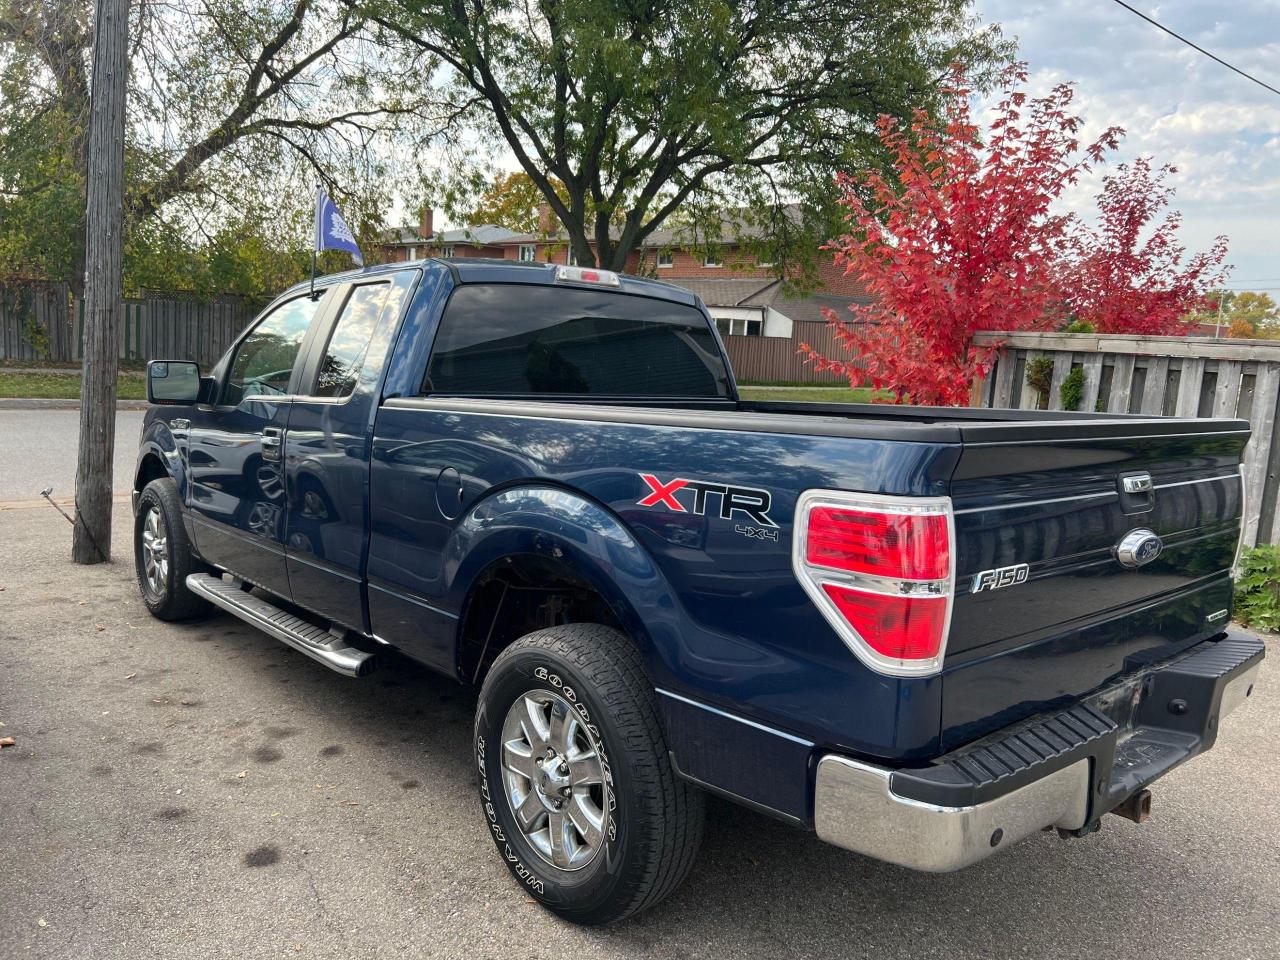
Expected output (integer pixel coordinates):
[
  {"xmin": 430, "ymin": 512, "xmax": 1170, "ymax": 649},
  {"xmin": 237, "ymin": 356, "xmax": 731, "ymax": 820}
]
[
  {"xmin": 0, "ymin": 409, "xmax": 145, "ymax": 502},
  {"xmin": 0, "ymin": 507, "xmax": 1277, "ymax": 958}
]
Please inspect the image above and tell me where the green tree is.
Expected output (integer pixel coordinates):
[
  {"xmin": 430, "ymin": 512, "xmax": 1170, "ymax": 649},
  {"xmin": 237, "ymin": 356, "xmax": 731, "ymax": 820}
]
[
  {"xmin": 371, "ymin": 0, "xmax": 1009, "ymax": 271},
  {"xmin": 1230, "ymin": 292, "xmax": 1280, "ymax": 336},
  {"xmin": 1, "ymin": 0, "xmax": 442, "ymax": 294},
  {"xmin": 467, "ymin": 171, "xmax": 569, "ymax": 233}
]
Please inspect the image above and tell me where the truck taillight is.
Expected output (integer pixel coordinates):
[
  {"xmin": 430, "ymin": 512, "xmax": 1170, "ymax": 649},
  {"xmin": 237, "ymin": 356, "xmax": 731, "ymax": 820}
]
[
  {"xmin": 793, "ymin": 491, "xmax": 955, "ymax": 676},
  {"xmin": 806, "ymin": 505, "xmax": 949, "ymax": 580}
]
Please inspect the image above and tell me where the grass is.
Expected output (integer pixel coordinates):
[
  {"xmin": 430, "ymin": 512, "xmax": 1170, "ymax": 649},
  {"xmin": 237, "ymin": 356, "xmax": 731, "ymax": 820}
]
[
  {"xmin": 739, "ymin": 385, "xmax": 881, "ymax": 404},
  {"xmin": 0, "ymin": 371, "xmax": 147, "ymax": 400}
]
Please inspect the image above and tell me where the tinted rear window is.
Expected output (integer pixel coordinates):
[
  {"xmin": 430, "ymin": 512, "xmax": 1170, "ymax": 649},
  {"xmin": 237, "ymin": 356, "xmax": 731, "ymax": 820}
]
[{"xmin": 425, "ymin": 283, "xmax": 730, "ymax": 398}]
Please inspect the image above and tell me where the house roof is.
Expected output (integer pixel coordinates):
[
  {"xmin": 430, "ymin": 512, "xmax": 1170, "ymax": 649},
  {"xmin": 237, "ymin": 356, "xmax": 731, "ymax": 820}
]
[
  {"xmin": 494, "ymin": 204, "xmax": 807, "ymax": 249},
  {"xmin": 380, "ymin": 224, "xmax": 518, "ymax": 246},
  {"xmin": 661, "ymin": 276, "xmax": 872, "ymax": 323},
  {"xmin": 659, "ymin": 277, "xmax": 781, "ymax": 307}
]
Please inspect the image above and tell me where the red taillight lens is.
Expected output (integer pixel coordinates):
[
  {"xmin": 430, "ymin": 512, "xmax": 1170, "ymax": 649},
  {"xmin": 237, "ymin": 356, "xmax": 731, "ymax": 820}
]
[
  {"xmin": 794, "ymin": 492, "xmax": 954, "ymax": 675},
  {"xmin": 821, "ymin": 585, "xmax": 947, "ymax": 661},
  {"xmin": 806, "ymin": 506, "xmax": 949, "ymax": 580}
]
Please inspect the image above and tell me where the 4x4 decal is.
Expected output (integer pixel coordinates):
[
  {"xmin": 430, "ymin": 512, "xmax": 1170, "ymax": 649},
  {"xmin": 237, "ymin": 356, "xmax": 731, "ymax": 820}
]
[{"xmin": 637, "ymin": 473, "xmax": 777, "ymax": 528}]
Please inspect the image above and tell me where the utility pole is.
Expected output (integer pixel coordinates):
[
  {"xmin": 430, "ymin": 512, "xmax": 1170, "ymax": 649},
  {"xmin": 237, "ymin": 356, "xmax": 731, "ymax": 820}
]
[{"xmin": 74, "ymin": 0, "xmax": 129, "ymax": 564}]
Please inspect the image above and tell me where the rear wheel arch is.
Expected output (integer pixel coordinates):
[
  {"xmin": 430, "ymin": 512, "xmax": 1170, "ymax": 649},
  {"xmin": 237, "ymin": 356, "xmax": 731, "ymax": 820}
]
[
  {"xmin": 446, "ymin": 485, "xmax": 676, "ymax": 687},
  {"xmin": 456, "ymin": 552, "xmax": 641, "ymax": 686}
]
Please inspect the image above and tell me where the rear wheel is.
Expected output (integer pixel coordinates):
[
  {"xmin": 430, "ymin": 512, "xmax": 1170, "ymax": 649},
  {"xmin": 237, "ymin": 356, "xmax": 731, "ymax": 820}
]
[
  {"xmin": 474, "ymin": 624, "xmax": 704, "ymax": 924},
  {"xmin": 134, "ymin": 477, "xmax": 212, "ymax": 621}
]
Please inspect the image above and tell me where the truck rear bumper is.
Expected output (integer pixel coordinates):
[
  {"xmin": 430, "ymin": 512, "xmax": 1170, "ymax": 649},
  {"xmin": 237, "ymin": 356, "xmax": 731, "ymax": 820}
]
[{"xmin": 813, "ymin": 630, "xmax": 1264, "ymax": 872}]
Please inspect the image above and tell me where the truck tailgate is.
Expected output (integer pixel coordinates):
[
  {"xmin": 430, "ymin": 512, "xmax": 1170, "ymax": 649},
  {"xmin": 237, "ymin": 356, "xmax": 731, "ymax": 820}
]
[{"xmin": 941, "ymin": 419, "xmax": 1249, "ymax": 750}]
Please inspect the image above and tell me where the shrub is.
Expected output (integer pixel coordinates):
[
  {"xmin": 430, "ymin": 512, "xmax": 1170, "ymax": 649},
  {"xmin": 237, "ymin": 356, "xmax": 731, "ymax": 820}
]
[
  {"xmin": 1024, "ymin": 357, "xmax": 1053, "ymax": 408},
  {"xmin": 1064, "ymin": 319, "xmax": 1095, "ymax": 333},
  {"xmin": 1234, "ymin": 545, "xmax": 1280, "ymax": 632},
  {"xmin": 1059, "ymin": 366, "xmax": 1085, "ymax": 411}
]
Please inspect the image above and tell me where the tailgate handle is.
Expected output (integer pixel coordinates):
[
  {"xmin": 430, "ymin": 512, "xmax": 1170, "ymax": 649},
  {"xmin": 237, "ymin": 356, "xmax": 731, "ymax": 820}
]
[{"xmin": 1122, "ymin": 474, "xmax": 1153, "ymax": 494}]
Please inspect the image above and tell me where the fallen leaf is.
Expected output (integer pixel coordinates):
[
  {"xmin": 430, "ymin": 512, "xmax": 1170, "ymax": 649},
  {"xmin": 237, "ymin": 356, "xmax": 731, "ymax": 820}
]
[
  {"xmin": 95, "ymin": 624, "xmax": 105, "ymax": 632},
  {"xmin": 0, "ymin": 736, "xmax": 15, "ymax": 748},
  {"xmin": 237, "ymin": 770, "xmax": 247, "ymax": 779},
  {"xmin": 124, "ymin": 673, "xmax": 137, "ymax": 680}
]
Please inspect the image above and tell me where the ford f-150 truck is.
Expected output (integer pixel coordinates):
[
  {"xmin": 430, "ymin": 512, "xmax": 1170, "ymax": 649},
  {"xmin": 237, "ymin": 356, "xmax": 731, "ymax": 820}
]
[{"xmin": 134, "ymin": 258, "xmax": 1264, "ymax": 924}]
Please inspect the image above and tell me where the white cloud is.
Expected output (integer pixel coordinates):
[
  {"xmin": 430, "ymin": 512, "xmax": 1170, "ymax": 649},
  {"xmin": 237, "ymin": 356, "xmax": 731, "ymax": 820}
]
[{"xmin": 974, "ymin": 0, "xmax": 1280, "ymax": 284}]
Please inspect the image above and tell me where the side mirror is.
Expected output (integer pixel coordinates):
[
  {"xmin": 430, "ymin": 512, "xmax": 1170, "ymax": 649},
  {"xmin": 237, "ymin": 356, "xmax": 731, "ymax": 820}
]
[{"xmin": 147, "ymin": 360, "xmax": 202, "ymax": 405}]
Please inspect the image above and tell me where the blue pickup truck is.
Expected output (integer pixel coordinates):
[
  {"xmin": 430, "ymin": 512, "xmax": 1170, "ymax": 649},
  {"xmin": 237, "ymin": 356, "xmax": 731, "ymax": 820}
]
[{"xmin": 134, "ymin": 258, "xmax": 1264, "ymax": 923}]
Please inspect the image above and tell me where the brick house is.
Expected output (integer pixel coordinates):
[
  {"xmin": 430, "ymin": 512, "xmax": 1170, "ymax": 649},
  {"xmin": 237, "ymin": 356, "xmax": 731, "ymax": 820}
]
[
  {"xmin": 378, "ymin": 206, "xmax": 870, "ymax": 382},
  {"xmin": 379, "ymin": 208, "xmax": 519, "ymax": 262}
]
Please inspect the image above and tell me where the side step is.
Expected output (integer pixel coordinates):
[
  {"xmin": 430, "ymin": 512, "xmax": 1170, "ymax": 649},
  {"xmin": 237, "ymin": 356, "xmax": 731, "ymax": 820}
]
[{"xmin": 186, "ymin": 573, "xmax": 376, "ymax": 677}]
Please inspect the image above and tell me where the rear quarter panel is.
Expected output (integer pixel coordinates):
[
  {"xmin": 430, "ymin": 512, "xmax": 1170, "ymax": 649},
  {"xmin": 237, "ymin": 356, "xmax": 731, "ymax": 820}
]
[{"xmin": 367, "ymin": 399, "xmax": 962, "ymax": 769}]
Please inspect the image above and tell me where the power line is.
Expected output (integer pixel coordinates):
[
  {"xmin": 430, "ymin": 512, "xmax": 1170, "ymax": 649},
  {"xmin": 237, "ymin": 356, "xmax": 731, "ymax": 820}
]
[{"xmin": 1109, "ymin": 0, "xmax": 1280, "ymax": 98}]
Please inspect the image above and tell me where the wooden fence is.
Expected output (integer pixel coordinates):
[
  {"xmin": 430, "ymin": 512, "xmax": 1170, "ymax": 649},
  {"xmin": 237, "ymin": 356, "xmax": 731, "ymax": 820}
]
[
  {"xmin": 1, "ymin": 279, "xmax": 262, "ymax": 366},
  {"xmin": 721, "ymin": 320, "xmax": 852, "ymax": 383},
  {"xmin": 973, "ymin": 331, "xmax": 1280, "ymax": 547}
]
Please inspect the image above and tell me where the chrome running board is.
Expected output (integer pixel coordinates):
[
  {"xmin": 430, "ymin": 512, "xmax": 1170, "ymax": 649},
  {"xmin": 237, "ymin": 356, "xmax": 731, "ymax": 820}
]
[{"xmin": 186, "ymin": 573, "xmax": 376, "ymax": 677}]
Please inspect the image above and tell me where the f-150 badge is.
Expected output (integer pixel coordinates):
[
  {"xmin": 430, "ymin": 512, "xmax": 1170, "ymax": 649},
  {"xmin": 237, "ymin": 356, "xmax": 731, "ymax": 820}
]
[
  {"xmin": 971, "ymin": 563, "xmax": 1030, "ymax": 593},
  {"xmin": 637, "ymin": 473, "xmax": 776, "ymax": 528}
]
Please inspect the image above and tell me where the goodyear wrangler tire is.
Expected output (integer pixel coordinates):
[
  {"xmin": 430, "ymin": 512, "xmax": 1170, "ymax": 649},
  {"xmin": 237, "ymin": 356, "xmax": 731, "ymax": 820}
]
[{"xmin": 474, "ymin": 624, "xmax": 705, "ymax": 924}]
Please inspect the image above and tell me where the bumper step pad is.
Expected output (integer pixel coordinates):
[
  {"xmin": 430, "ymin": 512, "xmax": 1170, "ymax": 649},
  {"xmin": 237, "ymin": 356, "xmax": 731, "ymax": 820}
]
[
  {"xmin": 890, "ymin": 632, "xmax": 1264, "ymax": 812},
  {"xmin": 814, "ymin": 630, "xmax": 1263, "ymax": 872}
]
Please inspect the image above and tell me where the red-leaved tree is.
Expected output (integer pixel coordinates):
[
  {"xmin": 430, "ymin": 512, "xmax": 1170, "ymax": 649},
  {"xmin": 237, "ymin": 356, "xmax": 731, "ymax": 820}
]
[
  {"xmin": 1056, "ymin": 158, "xmax": 1229, "ymax": 334},
  {"xmin": 802, "ymin": 64, "xmax": 1121, "ymax": 405}
]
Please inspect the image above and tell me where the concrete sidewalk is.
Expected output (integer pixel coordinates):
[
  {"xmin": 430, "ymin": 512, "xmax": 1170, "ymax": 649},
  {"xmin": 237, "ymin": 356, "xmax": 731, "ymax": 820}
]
[{"xmin": 0, "ymin": 505, "xmax": 1276, "ymax": 960}]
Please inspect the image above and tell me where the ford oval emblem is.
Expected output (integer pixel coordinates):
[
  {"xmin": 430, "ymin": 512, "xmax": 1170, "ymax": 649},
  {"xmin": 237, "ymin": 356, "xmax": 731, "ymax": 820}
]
[{"xmin": 1116, "ymin": 528, "xmax": 1163, "ymax": 569}]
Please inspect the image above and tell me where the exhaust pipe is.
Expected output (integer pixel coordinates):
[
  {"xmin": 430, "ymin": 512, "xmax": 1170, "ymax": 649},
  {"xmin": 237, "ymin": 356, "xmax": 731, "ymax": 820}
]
[{"xmin": 1110, "ymin": 788, "xmax": 1152, "ymax": 823}]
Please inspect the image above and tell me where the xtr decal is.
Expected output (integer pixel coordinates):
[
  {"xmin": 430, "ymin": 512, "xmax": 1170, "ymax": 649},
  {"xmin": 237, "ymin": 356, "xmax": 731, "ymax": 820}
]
[{"xmin": 637, "ymin": 473, "xmax": 777, "ymax": 528}]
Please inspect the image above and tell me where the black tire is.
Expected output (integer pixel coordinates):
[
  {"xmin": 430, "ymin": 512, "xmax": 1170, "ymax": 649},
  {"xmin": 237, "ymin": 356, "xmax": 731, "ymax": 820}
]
[
  {"xmin": 134, "ymin": 477, "xmax": 213, "ymax": 622},
  {"xmin": 475, "ymin": 624, "xmax": 704, "ymax": 924}
]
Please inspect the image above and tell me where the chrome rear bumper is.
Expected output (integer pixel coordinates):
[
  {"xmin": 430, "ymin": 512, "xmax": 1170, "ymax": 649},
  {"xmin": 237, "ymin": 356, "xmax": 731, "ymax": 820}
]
[
  {"xmin": 814, "ymin": 634, "xmax": 1263, "ymax": 872},
  {"xmin": 814, "ymin": 756, "xmax": 1088, "ymax": 872}
]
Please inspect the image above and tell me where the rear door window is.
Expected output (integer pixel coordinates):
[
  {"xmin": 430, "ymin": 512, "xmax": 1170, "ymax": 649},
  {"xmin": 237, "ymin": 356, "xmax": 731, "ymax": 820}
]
[
  {"xmin": 425, "ymin": 284, "xmax": 730, "ymax": 398},
  {"xmin": 312, "ymin": 282, "xmax": 391, "ymax": 398}
]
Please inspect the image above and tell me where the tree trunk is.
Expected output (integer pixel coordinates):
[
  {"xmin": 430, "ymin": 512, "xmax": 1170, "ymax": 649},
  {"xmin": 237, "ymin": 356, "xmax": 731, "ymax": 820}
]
[{"xmin": 73, "ymin": 0, "xmax": 129, "ymax": 565}]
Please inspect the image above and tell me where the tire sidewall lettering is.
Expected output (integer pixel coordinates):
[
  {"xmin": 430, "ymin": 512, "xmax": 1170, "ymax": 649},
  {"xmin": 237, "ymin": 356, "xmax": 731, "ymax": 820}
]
[{"xmin": 476, "ymin": 657, "xmax": 624, "ymax": 902}]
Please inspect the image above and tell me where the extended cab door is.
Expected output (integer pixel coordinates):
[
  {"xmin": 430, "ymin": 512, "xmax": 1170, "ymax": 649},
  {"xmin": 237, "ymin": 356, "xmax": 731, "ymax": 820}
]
[
  {"xmin": 186, "ymin": 291, "xmax": 333, "ymax": 597},
  {"xmin": 281, "ymin": 272, "xmax": 416, "ymax": 633}
]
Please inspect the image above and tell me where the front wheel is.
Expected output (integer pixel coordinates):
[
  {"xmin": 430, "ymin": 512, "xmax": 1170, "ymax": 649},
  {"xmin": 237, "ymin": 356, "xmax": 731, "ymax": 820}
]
[
  {"xmin": 134, "ymin": 477, "xmax": 212, "ymax": 621},
  {"xmin": 474, "ymin": 624, "xmax": 704, "ymax": 924}
]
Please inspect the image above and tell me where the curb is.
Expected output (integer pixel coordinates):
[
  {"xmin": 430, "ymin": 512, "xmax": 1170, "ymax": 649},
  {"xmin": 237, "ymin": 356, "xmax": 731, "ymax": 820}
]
[{"xmin": 0, "ymin": 398, "xmax": 149, "ymax": 411}]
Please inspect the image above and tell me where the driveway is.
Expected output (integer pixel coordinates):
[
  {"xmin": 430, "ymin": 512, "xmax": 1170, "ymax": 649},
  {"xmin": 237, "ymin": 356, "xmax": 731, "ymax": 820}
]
[{"xmin": 0, "ymin": 506, "xmax": 1275, "ymax": 959}]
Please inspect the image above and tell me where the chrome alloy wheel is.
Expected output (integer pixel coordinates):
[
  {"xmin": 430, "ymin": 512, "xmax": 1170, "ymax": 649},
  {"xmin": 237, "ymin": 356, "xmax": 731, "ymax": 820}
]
[
  {"xmin": 500, "ymin": 689, "xmax": 610, "ymax": 871},
  {"xmin": 140, "ymin": 505, "xmax": 169, "ymax": 596}
]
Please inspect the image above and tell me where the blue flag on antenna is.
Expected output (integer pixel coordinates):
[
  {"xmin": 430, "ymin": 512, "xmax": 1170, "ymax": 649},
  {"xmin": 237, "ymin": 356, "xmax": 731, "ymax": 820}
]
[{"xmin": 314, "ymin": 187, "xmax": 363, "ymax": 266}]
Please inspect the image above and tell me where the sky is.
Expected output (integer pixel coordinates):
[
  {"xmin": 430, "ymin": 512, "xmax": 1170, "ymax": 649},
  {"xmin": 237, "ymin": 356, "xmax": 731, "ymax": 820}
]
[{"xmin": 972, "ymin": 0, "xmax": 1280, "ymax": 294}]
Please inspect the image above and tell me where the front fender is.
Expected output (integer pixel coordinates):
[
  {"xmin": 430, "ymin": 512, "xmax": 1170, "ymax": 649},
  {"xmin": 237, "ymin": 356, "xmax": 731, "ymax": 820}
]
[
  {"xmin": 443, "ymin": 485, "xmax": 688, "ymax": 679},
  {"xmin": 136, "ymin": 417, "xmax": 188, "ymax": 498}
]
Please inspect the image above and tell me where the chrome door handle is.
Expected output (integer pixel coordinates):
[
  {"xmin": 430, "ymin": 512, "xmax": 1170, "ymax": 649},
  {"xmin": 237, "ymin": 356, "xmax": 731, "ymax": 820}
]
[{"xmin": 261, "ymin": 427, "xmax": 283, "ymax": 461}]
